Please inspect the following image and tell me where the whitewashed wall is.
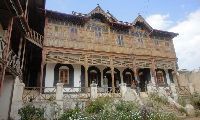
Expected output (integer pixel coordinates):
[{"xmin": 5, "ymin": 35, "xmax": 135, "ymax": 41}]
[
  {"xmin": 45, "ymin": 63, "xmax": 81, "ymax": 88},
  {"xmin": 0, "ymin": 75, "xmax": 14, "ymax": 119},
  {"xmin": 44, "ymin": 64, "xmax": 128, "ymax": 89}
]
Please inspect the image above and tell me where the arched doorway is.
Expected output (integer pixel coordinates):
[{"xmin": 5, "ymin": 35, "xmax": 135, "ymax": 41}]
[
  {"xmin": 103, "ymin": 67, "xmax": 121, "ymax": 89},
  {"xmin": 88, "ymin": 66, "xmax": 101, "ymax": 87},
  {"xmin": 138, "ymin": 68, "xmax": 150, "ymax": 92},
  {"xmin": 122, "ymin": 68, "xmax": 135, "ymax": 87}
]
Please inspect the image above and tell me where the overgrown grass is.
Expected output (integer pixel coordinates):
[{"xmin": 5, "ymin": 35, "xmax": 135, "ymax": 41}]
[{"xmin": 58, "ymin": 97, "xmax": 179, "ymax": 120}]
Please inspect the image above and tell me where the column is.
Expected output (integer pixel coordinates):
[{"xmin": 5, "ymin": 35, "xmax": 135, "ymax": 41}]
[
  {"xmin": 56, "ymin": 83, "xmax": 64, "ymax": 114},
  {"xmin": 39, "ymin": 49, "xmax": 46, "ymax": 93},
  {"xmin": 84, "ymin": 65, "xmax": 88, "ymax": 88},
  {"xmin": 111, "ymin": 66, "xmax": 115, "ymax": 93},
  {"xmin": 165, "ymin": 69, "xmax": 171, "ymax": 86},
  {"xmin": 84, "ymin": 55, "xmax": 88, "ymax": 89},
  {"xmin": 90, "ymin": 82, "xmax": 97, "ymax": 100},
  {"xmin": 10, "ymin": 76, "xmax": 25, "ymax": 119},
  {"xmin": 133, "ymin": 67, "xmax": 138, "ymax": 82},
  {"xmin": 150, "ymin": 68, "xmax": 156, "ymax": 85}
]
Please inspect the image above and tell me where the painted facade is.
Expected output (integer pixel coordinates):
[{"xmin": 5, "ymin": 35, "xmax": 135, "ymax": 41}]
[{"xmin": 43, "ymin": 6, "xmax": 178, "ymax": 92}]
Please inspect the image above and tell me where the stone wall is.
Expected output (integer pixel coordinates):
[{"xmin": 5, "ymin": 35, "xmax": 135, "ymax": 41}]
[{"xmin": 177, "ymin": 69, "xmax": 200, "ymax": 93}]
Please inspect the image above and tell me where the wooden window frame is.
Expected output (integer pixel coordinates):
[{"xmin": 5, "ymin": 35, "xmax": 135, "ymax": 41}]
[
  {"xmin": 59, "ymin": 67, "xmax": 69, "ymax": 84},
  {"xmin": 156, "ymin": 71, "xmax": 165, "ymax": 85},
  {"xmin": 116, "ymin": 35, "xmax": 124, "ymax": 46}
]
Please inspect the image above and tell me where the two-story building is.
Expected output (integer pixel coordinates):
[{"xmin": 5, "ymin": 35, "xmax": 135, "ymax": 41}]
[{"xmin": 42, "ymin": 5, "xmax": 178, "ymax": 93}]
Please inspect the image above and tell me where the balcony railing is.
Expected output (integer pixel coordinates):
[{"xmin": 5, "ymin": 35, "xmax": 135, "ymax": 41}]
[
  {"xmin": 25, "ymin": 29, "xmax": 43, "ymax": 48},
  {"xmin": 0, "ymin": 35, "xmax": 6, "ymax": 60},
  {"xmin": 7, "ymin": 50, "xmax": 22, "ymax": 75}
]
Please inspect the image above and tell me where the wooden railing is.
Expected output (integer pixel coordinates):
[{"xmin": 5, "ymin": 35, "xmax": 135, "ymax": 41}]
[
  {"xmin": 97, "ymin": 87, "xmax": 121, "ymax": 98},
  {"xmin": 7, "ymin": 50, "xmax": 22, "ymax": 75},
  {"xmin": 63, "ymin": 87, "xmax": 90, "ymax": 100},
  {"xmin": 25, "ymin": 29, "xmax": 43, "ymax": 48},
  {"xmin": 22, "ymin": 87, "xmax": 56, "ymax": 103},
  {"xmin": 0, "ymin": 35, "xmax": 6, "ymax": 60}
]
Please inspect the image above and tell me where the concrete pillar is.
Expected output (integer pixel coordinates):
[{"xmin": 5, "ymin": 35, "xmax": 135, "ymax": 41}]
[
  {"xmin": 56, "ymin": 83, "xmax": 63, "ymax": 114},
  {"xmin": 111, "ymin": 66, "xmax": 115, "ymax": 93},
  {"xmin": 90, "ymin": 82, "xmax": 97, "ymax": 100},
  {"xmin": 120, "ymin": 83, "xmax": 127, "ymax": 98},
  {"xmin": 165, "ymin": 69, "xmax": 171, "ymax": 86},
  {"xmin": 10, "ymin": 76, "xmax": 25, "ymax": 120}
]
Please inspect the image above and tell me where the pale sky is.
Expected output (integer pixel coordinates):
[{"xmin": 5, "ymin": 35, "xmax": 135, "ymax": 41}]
[{"xmin": 46, "ymin": 0, "xmax": 200, "ymax": 70}]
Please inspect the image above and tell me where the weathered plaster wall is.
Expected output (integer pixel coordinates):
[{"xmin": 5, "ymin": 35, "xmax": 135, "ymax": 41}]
[
  {"xmin": 178, "ymin": 70, "xmax": 200, "ymax": 93},
  {"xmin": 0, "ymin": 75, "xmax": 14, "ymax": 119}
]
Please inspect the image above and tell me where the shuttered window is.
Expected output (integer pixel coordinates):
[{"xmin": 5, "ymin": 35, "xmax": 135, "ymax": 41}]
[{"xmin": 59, "ymin": 68, "xmax": 69, "ymax": 84}]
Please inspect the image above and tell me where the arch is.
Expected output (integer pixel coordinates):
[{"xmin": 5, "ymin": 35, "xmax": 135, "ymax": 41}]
[
  {"xmin": 156, "ymin": 69, "xmax": 167, "ymax": 86},
  {"xmin": 122, "ymin": 68, "xmax": 134, "ymax": 86},
  {"xmin": 54, "ymin": 63, "xmax": 74, "ymax": 87},
  {"xmin": 88, "ymin": 66, "xmax": 101, "ymax": 87},
  {"xmin": 103, "ymin": 67, "xmax": 121, "ymax": 88}
]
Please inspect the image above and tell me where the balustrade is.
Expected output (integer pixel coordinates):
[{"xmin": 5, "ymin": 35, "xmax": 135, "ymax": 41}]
[
  {"xmin": 26, "ymin": 29, "xmax": 44, "ymax": 47},
  {"xmin": 7, "ymin": 50, "xmax": 22, "ymax": 75}
]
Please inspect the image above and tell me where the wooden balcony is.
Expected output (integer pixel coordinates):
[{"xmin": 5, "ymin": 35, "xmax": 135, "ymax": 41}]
[
  {"xmin": 25, "ymin": 29, "xmax": 43, "ymax": 48},
  {"xmin": 0, "ymin": 35, "xmax": 22, "ymax": 76},
  {"xmin": 0, "ymin": 35, "xmax": 6, "ymax": 64},
  {"xmin": 7, "ymin": 50, "xmax": 22, "ymax": 76}
]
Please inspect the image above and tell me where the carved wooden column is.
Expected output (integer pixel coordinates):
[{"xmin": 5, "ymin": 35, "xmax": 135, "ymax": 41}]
[
  {"xmin": 111, "ymin": 66, "xmax": 115, "ymax": 93},
  {"xmin": 40, "ymin": 49, "xmax": 46, "ymax": 93},
  {"xmin": 110, "ymin": 58, "xmax": 115, "ymax": 93},
  {"xmin": 84, "ymin": 55, "xmax": 88, "ymax": 89},
  {"xmin": 0, "ymin": 18, "xmax": 13, "ymax": 93},
  {"xmin": 18, "ymin": 37, "xmax": 23, "ymax": 68},
  {"xmin": 151, "ymin": 59, "xmax": 158, "ymax": 88},
  {"xmin": 133, "ymin": 67, "xmax": 138, "ymax": 82}
]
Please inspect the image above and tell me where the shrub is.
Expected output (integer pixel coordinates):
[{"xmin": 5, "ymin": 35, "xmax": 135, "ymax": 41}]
[
  {"xmin": 18, "ymin": 104, "xmax": 45, "ymax": 120},
  {"xmin": 149, "ymin": 92, "xmax": 168, "ymax": 105},
  {"xmin": 177, "ymin": 97, "xmax": 187, "ymax": 107},
  {"xmin": 58, "ymin": 108, "xmax": 85, "ymax": 120},
  {"xmin": 115, "ymin": 100, "xmax": 139, "ymax": 112},
  {"xmin": 85, "ymin": 96, "xmax": 112, "ymax": 114},
  {"xmin": 190, "ymin": 92, "xmax": 200, "ymax": 109}
]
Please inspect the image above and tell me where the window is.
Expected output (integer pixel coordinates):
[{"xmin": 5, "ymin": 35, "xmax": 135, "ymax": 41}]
[
  {"xmin": 165, "ymin": 42, "xmax": 169, "ymax": 47},
  {"xmin": 154, "ymin": 39, "xmax": 159, "ymax": 45},
  {"xmin": 138, "ymin": 38, "xmax": 143, "ymax": 44},
  {"xmin": 59, "ymin": 67, "xmax": 69, "ymax": 84},
  {"xmin": 70, "ymin": 27, "xmax": 78, "ymax": 40},
  {"xmin": 116, "ymin": 35, "xmax": 124, "ymax": 46},
  {"xmin": 55, "ymin": 26, "xmax": 58, "ymax": 32},
  {"xmin": 156, "ymin": 71, "xmax": 165, "ymax": 85},
  {"xmin": 70, "ymin": 27, "xmax": 77, "ymax": 34},
  {"xmin": 95, "ymin": 26, "xmax": 102, "ymax": 38}
]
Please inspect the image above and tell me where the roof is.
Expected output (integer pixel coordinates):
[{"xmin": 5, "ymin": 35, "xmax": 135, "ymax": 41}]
[{"xmin": 45, "ymin": 5, "xmax": 178, "ymax": 38}]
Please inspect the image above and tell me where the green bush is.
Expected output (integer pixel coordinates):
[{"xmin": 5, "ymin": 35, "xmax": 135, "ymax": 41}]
[
  {"xmin": 85, "ymin": 96, "xmax": 112, "ymax": 114},
  {"xmin": 58, "ymin": 108, "xmax": 85, "ymax": 120},
  {"xmin": 115, "ymin": 100, "xmax": 139, "ymax": 112},
  {"xmin": 18, "ymin": 104, "xmax": 44, "ymax": 120},
  {"xmin": 149, "ymin": 92, "xmax": 168, "ymax": 105},
  {"xmin": 190, "ymin": 92, "xmax": 200, "ymax": 109},
  {"xmin": 177, "ymin": 97, "xmax": 187, "ymax": 107}
]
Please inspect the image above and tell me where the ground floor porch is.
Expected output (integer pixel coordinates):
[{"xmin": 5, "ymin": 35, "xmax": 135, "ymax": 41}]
[{"xmin": 42, "ymin": 63, "xmax": 175, "ymax": 93}]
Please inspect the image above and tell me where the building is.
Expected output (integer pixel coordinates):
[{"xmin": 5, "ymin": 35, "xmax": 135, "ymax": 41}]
[
  {"xmin": 43, "ymin": 5, "xmax": 178, "ymax": 93},
  {"xmin": 0, "ymin": 0, "xmax": 45, "ymax": 119},
  {"xmin": 0, "ymin": 2, "xmax": 180, "ymax": 119}
]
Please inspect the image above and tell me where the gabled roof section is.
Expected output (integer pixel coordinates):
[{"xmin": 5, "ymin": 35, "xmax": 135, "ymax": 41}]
[
  {"xmin": 132, "ymin": 15, "xmax": 153, "ymax": 31},
  {"xmin": 87, "ymin": 5, "xmax": 117, "ymax": 22}
]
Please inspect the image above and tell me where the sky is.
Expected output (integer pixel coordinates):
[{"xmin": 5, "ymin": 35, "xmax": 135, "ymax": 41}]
[{"xmin": 46, "ymin": 0, "xmax": 200, "ymax": 70}]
